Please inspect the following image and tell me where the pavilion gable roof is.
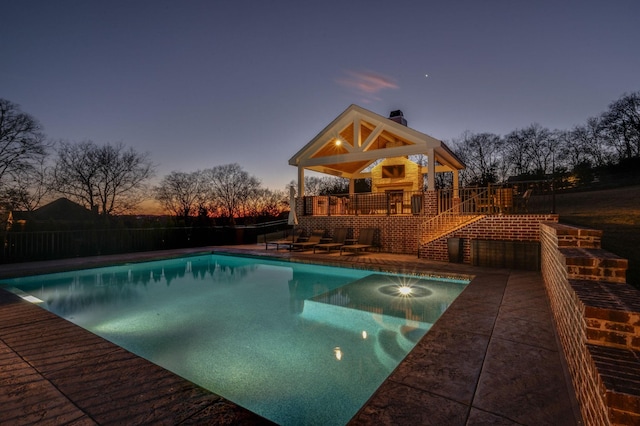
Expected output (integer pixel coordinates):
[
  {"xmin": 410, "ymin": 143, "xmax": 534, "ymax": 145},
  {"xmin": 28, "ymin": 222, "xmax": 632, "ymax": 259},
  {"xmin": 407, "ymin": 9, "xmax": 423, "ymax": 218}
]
[{"xmin": 288, "ymin": 104, "xmax": 464, "ymax": 179}]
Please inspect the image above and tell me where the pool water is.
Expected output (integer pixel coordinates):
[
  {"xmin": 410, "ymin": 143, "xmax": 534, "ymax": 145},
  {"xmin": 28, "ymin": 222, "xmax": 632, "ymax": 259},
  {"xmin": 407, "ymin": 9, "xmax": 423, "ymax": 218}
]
[{"xmin": 1, "ymin": 254, "xmax": 467, "ymax": 425}]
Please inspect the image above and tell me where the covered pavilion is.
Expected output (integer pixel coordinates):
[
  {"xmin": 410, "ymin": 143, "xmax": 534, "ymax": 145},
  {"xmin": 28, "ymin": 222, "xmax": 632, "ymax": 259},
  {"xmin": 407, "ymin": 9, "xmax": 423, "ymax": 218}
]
[
  {"xmin": 285, "ymin": 104, "xmax": 554, "ymax": 263},
  {"xmin": 288, "ymin": 104, "xmax": 465, "ymax": 198}
]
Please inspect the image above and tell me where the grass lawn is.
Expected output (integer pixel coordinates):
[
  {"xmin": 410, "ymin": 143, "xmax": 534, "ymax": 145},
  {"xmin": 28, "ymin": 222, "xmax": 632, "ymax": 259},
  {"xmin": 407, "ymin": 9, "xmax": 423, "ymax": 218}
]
[{"xmin": 554, "ymin": 184, "xmax": 640, "ymax": 288}]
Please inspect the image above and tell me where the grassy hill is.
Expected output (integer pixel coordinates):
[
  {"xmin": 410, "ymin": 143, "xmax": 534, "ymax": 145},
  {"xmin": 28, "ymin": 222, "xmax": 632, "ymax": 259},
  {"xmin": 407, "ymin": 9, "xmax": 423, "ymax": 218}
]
[{"xmin": 554, "ymin": 184, "xmax": 640, "ymax": 288}]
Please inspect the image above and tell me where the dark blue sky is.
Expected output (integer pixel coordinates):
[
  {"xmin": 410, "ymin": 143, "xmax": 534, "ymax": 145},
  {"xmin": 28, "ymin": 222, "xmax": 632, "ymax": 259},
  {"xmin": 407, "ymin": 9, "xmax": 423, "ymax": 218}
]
[{"xmin": 2, "ymin": 0, "xmax": 639, "ymax": 193}]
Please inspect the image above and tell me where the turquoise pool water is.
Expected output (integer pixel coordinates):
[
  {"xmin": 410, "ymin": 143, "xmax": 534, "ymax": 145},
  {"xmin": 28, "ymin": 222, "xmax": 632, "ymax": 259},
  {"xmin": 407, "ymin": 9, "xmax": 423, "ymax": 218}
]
[{"xmin": 1, "ymin": 254, "xmax": 468, "ymax": 425}]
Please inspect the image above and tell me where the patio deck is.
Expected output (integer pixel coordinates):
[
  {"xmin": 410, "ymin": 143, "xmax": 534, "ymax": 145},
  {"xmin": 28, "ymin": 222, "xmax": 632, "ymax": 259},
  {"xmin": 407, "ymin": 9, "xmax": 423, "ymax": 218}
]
[{"xmin": 0, "ymin": 246, "xmax": 582, "ymax": 425}]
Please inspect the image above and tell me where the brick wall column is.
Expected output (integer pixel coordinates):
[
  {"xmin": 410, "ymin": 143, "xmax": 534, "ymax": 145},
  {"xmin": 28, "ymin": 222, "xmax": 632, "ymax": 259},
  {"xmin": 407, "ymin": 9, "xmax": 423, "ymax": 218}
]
[
  {"xmin": 424, "ymin": 190, "xmax": 438, "ymax": 217},
  {"xmin": 453, "ymin": 197, "xmax": 461, "ymax": 214},
  {"xmin": 540, "ymin": 222, "xmax": 640, "ymax": 425}
]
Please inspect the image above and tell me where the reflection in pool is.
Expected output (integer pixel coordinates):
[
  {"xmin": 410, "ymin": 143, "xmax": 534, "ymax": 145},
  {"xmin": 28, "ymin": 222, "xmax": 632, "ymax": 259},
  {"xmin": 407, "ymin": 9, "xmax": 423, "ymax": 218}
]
[{"xmin": 1, "ymin": 254, "xmax": 468, "ymax": 426}]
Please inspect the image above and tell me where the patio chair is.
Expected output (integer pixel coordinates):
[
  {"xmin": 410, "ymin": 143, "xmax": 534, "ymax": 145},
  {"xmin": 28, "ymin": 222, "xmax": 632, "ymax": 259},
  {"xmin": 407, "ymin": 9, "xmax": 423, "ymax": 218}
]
[
  {"xmin": 265, "ymin": 228, "xmax": 303, "ymax": 250},
  {"xmin": 340, "ymin": 228, "xmax": 376, "ymax": 255},
  {"xmin": 291, "ymin": 229, "xmax": 326, "ymax": 251},
  {"xmin": 313, "ymin": 227, "xmax": 349, "ymax": 253}
]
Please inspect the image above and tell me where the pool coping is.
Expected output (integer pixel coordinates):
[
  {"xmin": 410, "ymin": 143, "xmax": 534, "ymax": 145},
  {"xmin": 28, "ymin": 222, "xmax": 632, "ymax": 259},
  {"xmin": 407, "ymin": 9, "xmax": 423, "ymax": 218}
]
[{"xmin": 0, "ymin": 246, "xmax": 583, "ymax": 425}]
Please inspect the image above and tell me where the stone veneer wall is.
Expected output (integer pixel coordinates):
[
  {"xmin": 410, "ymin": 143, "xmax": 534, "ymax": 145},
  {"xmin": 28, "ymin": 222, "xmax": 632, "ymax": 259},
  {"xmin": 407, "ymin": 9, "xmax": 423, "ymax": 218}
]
[
  {"xmin": 540, "ymin": 222, "xmax": 640, "ymax": 425},
  {"xmin": 420, "ymin": 214, "xmax": 558, "ymax": 261}
]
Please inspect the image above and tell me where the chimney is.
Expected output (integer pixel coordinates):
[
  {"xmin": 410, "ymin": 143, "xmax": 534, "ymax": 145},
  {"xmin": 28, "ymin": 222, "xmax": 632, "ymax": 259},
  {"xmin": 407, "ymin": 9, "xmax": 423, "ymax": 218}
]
[{"xmin": 389, "ymin": 110, "xmax": 407, "ymax": 126}]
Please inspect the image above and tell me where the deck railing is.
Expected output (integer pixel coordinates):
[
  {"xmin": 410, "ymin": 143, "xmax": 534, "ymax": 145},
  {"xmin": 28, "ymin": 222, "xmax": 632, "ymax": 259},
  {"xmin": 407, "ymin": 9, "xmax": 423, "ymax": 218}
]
[
  {"xmin": 456, "ymin": 180, "xmax": 555, "ymax": 215},
  {"xmin": 301, "ymin": 180, "xmax": 555, "ymax": 217},
  {"xmin": 302, "ymin": 191, "xmax": 426, "ymax": 216}
]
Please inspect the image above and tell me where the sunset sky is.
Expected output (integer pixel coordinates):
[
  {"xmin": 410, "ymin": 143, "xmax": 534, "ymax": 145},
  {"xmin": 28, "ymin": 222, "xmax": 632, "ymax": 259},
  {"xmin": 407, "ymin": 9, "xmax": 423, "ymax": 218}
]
[{"xmin": 2, "ymin": 0, "xmax": 639, "ymax": 193}]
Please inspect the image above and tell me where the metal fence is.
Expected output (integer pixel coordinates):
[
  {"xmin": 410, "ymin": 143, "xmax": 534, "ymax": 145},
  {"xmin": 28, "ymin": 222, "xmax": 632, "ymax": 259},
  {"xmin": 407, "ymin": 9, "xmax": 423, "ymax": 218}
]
[
  {"xmin": 440, "ymin": 181, "xmax": 555, "ymax": 215},
  {"xmin": 1, "ymin": 220, "xmax": 291, "ymax": 264}
]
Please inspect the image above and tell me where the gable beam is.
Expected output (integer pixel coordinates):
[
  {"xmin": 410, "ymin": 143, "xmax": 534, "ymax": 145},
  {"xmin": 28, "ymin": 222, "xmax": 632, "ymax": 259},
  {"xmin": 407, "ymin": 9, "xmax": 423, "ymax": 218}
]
[
  {"xmin": 299, "ymin": 144, "xmax": 431, "ymax": 168},
  {"xmin": 296, "ymin": 114, "xmax": 357, "ymax": 162},
  {"xmin": 421, "ymin": 165, "xmax": 454, "ymax": 173},
  {"xmin": 360, "ymin": 125, "xmax": 385, "ymax": 151}
]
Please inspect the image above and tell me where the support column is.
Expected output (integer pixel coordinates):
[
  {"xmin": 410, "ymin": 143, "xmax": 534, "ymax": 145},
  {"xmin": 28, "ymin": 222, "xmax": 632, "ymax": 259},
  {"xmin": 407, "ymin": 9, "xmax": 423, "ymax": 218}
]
[
  {"xmin": 452, "ymin": 169, "xmax": 461, "ymax": 213},
  {"xmin": 425, "ymin": 190, "xmax": 438, "ymax": 216},
  {"xmin": 297, "ymin": 167, "xmax": 305, "ymax": 197},
  {"xmin": 349, "ymin": 179, "xmax": 355, "ymax": 195},
  {"xmin": 453, "ymin": 169, "xmax": 459, "ymax": 197},
  {"xmin": 427, "ymin": 148, "xmax": 435, "ymax": 190}
]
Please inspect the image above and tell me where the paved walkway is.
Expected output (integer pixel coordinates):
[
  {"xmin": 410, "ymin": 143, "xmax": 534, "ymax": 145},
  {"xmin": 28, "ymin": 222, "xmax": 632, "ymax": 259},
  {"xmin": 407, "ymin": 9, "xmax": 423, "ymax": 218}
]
[{"xmin": 0, "ymin": 246, "xmax": 582, "ymax": 425}]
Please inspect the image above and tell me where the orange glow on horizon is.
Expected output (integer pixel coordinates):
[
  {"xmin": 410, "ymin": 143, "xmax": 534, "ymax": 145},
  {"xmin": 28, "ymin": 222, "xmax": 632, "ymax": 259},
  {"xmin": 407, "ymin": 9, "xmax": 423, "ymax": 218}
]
[{"xmin": 133, "ymin": 199, "xmax": 165, "ymax": 215}]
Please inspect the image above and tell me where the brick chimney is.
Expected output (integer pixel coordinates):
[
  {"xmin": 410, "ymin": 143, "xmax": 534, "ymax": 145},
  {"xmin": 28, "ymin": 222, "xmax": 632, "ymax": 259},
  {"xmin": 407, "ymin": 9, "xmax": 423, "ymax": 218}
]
[{"xmin": 389, "ymin": 110, "xmax": 407, "ymax": 126}]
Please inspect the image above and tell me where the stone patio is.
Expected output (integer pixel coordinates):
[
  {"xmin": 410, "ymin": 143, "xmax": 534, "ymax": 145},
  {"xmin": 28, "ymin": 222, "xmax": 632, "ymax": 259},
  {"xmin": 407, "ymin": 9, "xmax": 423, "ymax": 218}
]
[{"xmin": 0, "ymin": 246, "xmax": 582, "ymax": 425}]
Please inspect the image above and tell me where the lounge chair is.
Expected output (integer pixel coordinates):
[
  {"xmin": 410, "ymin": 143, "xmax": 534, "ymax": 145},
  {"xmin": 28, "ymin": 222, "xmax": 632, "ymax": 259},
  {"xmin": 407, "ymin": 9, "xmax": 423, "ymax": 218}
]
[
  {"xmin": 340, "ymin": 228, "xmax": 376, "ymax": 255},
  {"xmin": 313, "ymin": 227, "xmax": 349, "ymax": 253},
  {"xmin": 291, "ymin": 229, "xmax": 325, "ymax": 251},
  {"xmin": 265, "ymin": 228, "xmax": 303, "ymax": 250}
]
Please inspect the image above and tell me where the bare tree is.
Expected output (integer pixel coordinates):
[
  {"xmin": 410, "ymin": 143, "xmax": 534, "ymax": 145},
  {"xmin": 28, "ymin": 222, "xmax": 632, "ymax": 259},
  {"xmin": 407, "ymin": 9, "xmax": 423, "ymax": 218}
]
[
  {"xmin": 0, "ymin": 99, "xmax": 50, "ymax": 199},
  {"xmin": 54, "ymin": 141, "xmax": 154, "ymax": 215},
  {"xmin": 453, "ymin": 132, "xmax": 504, "ymax": 186},
  {"xmin": 303, "ymin": 176, "xmax": 349, "ymax": 195},
  {"xmin": 200, "ymin": 163, "xmax": 260, "ymax": 225},
  {"xmin": 554, "ymin": 130, "xmax": 577, "ymax": 171},
  {"xmin": 582, "ymin": 116, "xmax": 615, "ymax": 167},
  {"xmin": 54, "ymin": 141, "xmax": 98, "ymax": 209},
  {"xmin": 503, "ymin": 128, "xmax": 533, "ymax": 177},
  {"xmin": 527, "ymin": 124, "xmax": 554, "ymax": 175},
  {"xmin": 559, "ymin": 117, "xmax": 611, "ymax": 173},
  {"xmin": 302, "ymin": 176, "xmax": 323, "ymax": 196},
  {"xmin": 154, "ymin": 170, "xmax": 202, "ymax": 223},
  {"xmin": 2, "ymin": 155, "xmax": 54, "ymax": 211},
  {"xmin": 600, "ymin": 91, "xmax": 640, "ymax": 161},
  {"xmin": 243, "ymin": 187, "xmax": 287, "ymax": 220}
]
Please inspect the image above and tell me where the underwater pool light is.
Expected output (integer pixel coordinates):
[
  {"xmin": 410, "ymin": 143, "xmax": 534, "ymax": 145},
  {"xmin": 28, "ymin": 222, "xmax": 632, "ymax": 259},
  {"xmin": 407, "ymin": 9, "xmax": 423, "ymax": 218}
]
[
  {"xmin": 398, "ymin": 286, "xmax": 413, "ymax": 296},
  {"xmin": 334, "ymin": 346, "xmax": 343, "ymax": 361},
  {"xmin": 21, "ymin": 295, "xmax": 43, "ymax": 304}
]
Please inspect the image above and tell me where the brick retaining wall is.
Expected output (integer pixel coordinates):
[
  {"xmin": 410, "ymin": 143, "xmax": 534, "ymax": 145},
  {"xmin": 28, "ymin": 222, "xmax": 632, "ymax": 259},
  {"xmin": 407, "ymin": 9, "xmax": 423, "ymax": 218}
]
[
  {"xmin": 298, "ymin": 215, "xmax": 423, "ymax": 254},
  {"xmin": 540, "ymin": 222, "xmax": 640, "ymax": 425},
  {"xmin": 420, "ymin": 214, "xmax": 558, "ymax": 262},
  {"xmin": 299, "ymin": 209, "xmax": 558, "ymax": 259}
]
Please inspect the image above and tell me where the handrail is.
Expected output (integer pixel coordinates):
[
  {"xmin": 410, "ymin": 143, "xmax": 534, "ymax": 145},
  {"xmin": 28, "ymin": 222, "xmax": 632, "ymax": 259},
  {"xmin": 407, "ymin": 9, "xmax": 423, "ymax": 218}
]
[
  {"xmin": 419, "ymin": 189, "xmax": 486, "ymax": 246},
  {"xmin": 236, "ymin": 219, "xmax": 289, "ymax": 229}
]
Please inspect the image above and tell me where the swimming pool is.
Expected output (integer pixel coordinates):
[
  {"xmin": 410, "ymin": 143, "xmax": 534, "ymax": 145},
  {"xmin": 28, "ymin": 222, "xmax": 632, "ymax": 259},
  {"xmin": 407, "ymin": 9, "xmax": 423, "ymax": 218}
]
[{"xmin": 1, "ymin": 254, "xmax": 468, "ymax": 425}]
